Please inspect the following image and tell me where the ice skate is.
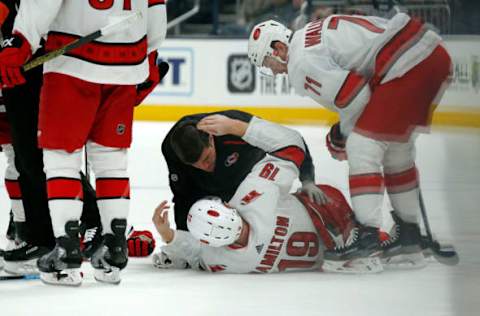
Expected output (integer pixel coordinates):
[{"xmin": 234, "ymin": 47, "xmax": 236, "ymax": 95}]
[
  {"xmin": 91, "ymin": 219, "xmax": 128, "ymax": 284},
  {"xmin": 3, "ymin": 241, "xmax": 49, "ymax": 275},
  {"xmin": 0, "ymin": 249, "xmax": 4, "ymax": 270},
  {"xmin": 381, "ymin": 211, "xmax": 426, "ymax": 269},
  {"xmin": 3, "ymin": 221, "xmax": 49, "ymax": 275},
  {"xmin": 37, "ymin": 221, "xmax": 83, "ymax": 286},
  {"xmin": 323, "ymin": 225, "xmax": 383, "ymax": 273}
]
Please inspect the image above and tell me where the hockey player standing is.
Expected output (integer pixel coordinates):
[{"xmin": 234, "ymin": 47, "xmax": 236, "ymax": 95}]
[
  {"xmin": 247, "ymin": 13, "xmax": 451, "ymax": 269},
  {"xmin": 0, "ymin": 0, "xmax": 167, "ymax": 286},
  {"xmin": 0, "ymin": 0, "xmax": 105, "ymax": 276}
]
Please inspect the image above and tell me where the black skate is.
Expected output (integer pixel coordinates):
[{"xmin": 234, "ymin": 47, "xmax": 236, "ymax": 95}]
[
  {"xmin": 91, "ymin": 219, "xmax": 128, "ymax": 284},
  {"xmin": 0, "ymin": 249, "xmax": 4, "ymax": 270},
  {"xmin": 6, "ymin": 210, "xmax": 15, "ymax": 241},
  {"xmin": 3, "ymin": 221, "xmax": 50, "ymax": 275},
  {"xmin": 381, "ymin": 211, "xmax": 426, "ymax": 269},
  {"xmin": 37, "ymin": 221, "xmax": 83, "ymax": 286},
  {"xmin": 323, "ymin": 225, "xmax": 383, "ymax": 273}
]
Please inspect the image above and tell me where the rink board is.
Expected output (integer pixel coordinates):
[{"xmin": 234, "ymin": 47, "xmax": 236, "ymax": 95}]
[{"xmin": 136, "ymin": 36, "xmax": 480, "ymax": 128}]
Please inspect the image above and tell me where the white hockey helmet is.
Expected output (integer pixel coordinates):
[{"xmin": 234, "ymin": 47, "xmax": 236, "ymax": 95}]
[
  {"xmin": 248, "ymin": 20, "xmax": 292, "ymax": 68},
  {"xmin": 187, "ymin": 197, "xmax": 243, "ymax": 247}
]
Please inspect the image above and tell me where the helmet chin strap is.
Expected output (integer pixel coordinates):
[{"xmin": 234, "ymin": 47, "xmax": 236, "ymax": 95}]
[
  {"xmin": 259, "ymin": 67, "xmax": 275, "ymax": 78},
  {"xmin": 259, "ymin": 55, "xmax": 288, "ymax": 79}
]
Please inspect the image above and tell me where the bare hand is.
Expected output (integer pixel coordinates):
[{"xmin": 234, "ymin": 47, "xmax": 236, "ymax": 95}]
[
  {"xmin": 152, "ymin": 200, "xmax": 174, "ymax": 243},
  {"xmin": 197, "ymin": 114, "xmax": 246, "ymax": 136}
]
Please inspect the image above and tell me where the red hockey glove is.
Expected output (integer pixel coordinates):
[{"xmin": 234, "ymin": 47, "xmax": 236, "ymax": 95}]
[
  {"xmin": 0, "ymin": 33, "xmax": 32, "ymax": 88},
  {"xmin": 127, "ymin": 230, "xmax": 156, "ymax": 257},
  {"xmin": 326, "ymin": 122, "xmax": 347, "ymax": 161},
  {"xmin": 135, "ymin": 51, "xmax": 169, "ymax": 106}
]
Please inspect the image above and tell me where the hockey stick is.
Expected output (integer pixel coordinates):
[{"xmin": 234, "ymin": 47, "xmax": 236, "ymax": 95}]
[
  {"xmin": 418, "ymin": 190, "xmax": 459, "ymax": 266},
  {"xmin": 0, "ymin": 274, "xmax": 40, "ymax": 281},
  {"xmin": 22, "ymin": 11, "xmax": 142, "ymax": 72}
]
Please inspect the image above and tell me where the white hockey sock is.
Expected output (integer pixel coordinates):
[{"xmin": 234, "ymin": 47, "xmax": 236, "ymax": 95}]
[
  {"xmin": 43, "ymin": 149, "xmax": 83, "ymax": 237},
  {"xmin": 385, "ymin": 167, "xmax": 421, "ymax": 224},
  {"xmin": 87, "ymin": 141, "xmax": 130, "ymax": 235},
  {"xmin": 349, "ymin": 172, "xmax": 385, "ymax": 228},
  {"xmin": 2, "ymin": 144, "xmax": 26, "ymax": 222}
]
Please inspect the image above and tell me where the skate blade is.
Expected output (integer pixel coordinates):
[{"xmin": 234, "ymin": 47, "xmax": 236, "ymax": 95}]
[
  {"xmin": 322, "ymin": 257, "xmax": 383, "ymax": 274},
  {"xmin": 4, "ymin": 259, "xmax": 40, "ymax": 275},
  {"xmin": 94, "ymin": 267, "xmax": 121, "ymax": 285},
  {"xmin": 382, "ymin": 253, "xmax": 427, "ymax": 270},
  {"xmin": 40, "ymin": 269, "xmax": 83, "ymax": 286}
]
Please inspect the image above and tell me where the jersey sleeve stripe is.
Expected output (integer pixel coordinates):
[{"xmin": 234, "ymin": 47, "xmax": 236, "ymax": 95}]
[
  {"xmin": 334, "ymin": 71, "xmax": 367, "ymax": 108},
  {"xmin": 271, "ymin": 146, "xmax": 305, "ymax": 168}
]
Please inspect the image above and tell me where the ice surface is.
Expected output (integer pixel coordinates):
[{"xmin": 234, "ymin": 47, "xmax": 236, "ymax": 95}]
[{"xmin": 0, "ymin": 122, "xmax": 479, "ymax": 316}]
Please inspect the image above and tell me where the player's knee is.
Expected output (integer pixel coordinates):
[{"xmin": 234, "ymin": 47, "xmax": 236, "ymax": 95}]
[
  {"xmin": 87, "ymin": 141, "xmax": 127, "ymax": 178},
  {"xmin": 43, "ymin": 148, "xmax": 82, "ymax": 179},
  {"xmin": 346, "ymin": 132, "xmax": 385, "ymax": 172},
  {"xmin": 2, "ymin": 144, "xmax": 20, "ymax": 179}
]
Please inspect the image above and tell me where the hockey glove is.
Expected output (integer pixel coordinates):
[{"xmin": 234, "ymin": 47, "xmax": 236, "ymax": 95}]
[
  {"xmin": 297, "ymin": 180, "xmax": 329, "ymax": 205},
  {"xmin": 152, "ymin": 251, "xmax": 189, "ymax": 269},
  {"xmin": 326, "ymin": 122, "xmax": 347, "ymax": 161},
  {"xmin": 0, "ymin": 33, "xmax": 32, "ymax": 88},
  {"xmin": 135, "ymin": 51, "xmax": 170, "ymax": 106},
  {"xmin": 127, "ymin": 230, "xmax": 156, "ymax": 257}
]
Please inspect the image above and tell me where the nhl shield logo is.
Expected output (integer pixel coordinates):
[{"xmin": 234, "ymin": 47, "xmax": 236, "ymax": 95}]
[
  {"xmin": 227, "ymin": 54, "xmax": 255, "ymax": 93},
  {"xmin": 116, "ymin": 123, "xmax": 126, "ymax": 135}
]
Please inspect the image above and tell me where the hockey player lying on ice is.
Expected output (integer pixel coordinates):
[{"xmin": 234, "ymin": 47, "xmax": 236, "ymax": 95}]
[
  {"xmin": 150, "ymin": 113, "xmax": 417, "ymax": 273},
  {"xmin": 152, "ymin": 185, "xmax": 379, "ymax": 273}
]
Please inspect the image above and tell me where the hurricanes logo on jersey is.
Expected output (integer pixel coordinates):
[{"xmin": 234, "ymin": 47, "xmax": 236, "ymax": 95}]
[
  {"xmin": 241, "ymin": 190, "xmax": 263, "ymax": 205},
  {"xmin": 224, "ymin": 152, "xmax": 239, "ymax": 167}
]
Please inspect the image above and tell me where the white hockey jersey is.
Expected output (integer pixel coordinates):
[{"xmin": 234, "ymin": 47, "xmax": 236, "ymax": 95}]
[
  {"xmin": 163, "ymin": 156, "xmax": 325, "ymax": 273},
  {"xmin": 161, "ymin": 117, "xmax": 325, "ymax": 273},
  {"xmin": 14, "ymin": 0, "xmax": 167, "ymax": 84},
  {"xmin": 288, "ymin": 13, "xmax": 442, "ymax": 135}
]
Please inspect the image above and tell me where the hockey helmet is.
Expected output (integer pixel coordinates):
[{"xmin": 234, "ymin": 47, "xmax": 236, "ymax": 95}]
[
  {"xmin": 187, "ymin": 197, "xmax": 243, "ymax": 247},
  {"xmin": 248, "ymin": 20, "xmax": 292, "ymax": 68}
]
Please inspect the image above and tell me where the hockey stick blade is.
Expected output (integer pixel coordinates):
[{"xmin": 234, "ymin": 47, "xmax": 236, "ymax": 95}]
[
  {"xmin": 0, "ymin": 274, "xmax": 40, "ymax": 281},
  {"xmin": 23, "ymin": 11, "xmax": 142, "ymax": 72},
  {"xmin": 421, "ymin": 236, "xmax": 459, "ymax": 266}
]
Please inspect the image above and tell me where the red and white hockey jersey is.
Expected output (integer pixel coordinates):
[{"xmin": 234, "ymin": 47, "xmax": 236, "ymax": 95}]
[
  {"xmin": 14, "ymin": 0, "xmax": 167, "ymax": 84},
  {"xmin": 164, "ymin": 156, "xmax": 326, "ymax": 273},
  {"xmin": 288, "ymin": 13, "xmax": 442, "ymax": 135},
  {"xmin": 161, "ymin": 117, "xmax": 328, "ymax": 273}
]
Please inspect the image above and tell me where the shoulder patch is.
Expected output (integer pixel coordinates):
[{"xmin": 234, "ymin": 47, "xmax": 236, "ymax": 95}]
[{"xmin": 241, "ymin": 190, "xmax": 263, "ymax": 205}]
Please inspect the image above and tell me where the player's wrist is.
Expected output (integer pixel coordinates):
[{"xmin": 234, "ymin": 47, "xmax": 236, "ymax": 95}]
[
  {"xmin": 160, "ymin": 228, "xmax": 174, "ymax": 244},
  {"xmin": 231, "ymin": 120, "xmax": 248, "ymax": 137}
]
